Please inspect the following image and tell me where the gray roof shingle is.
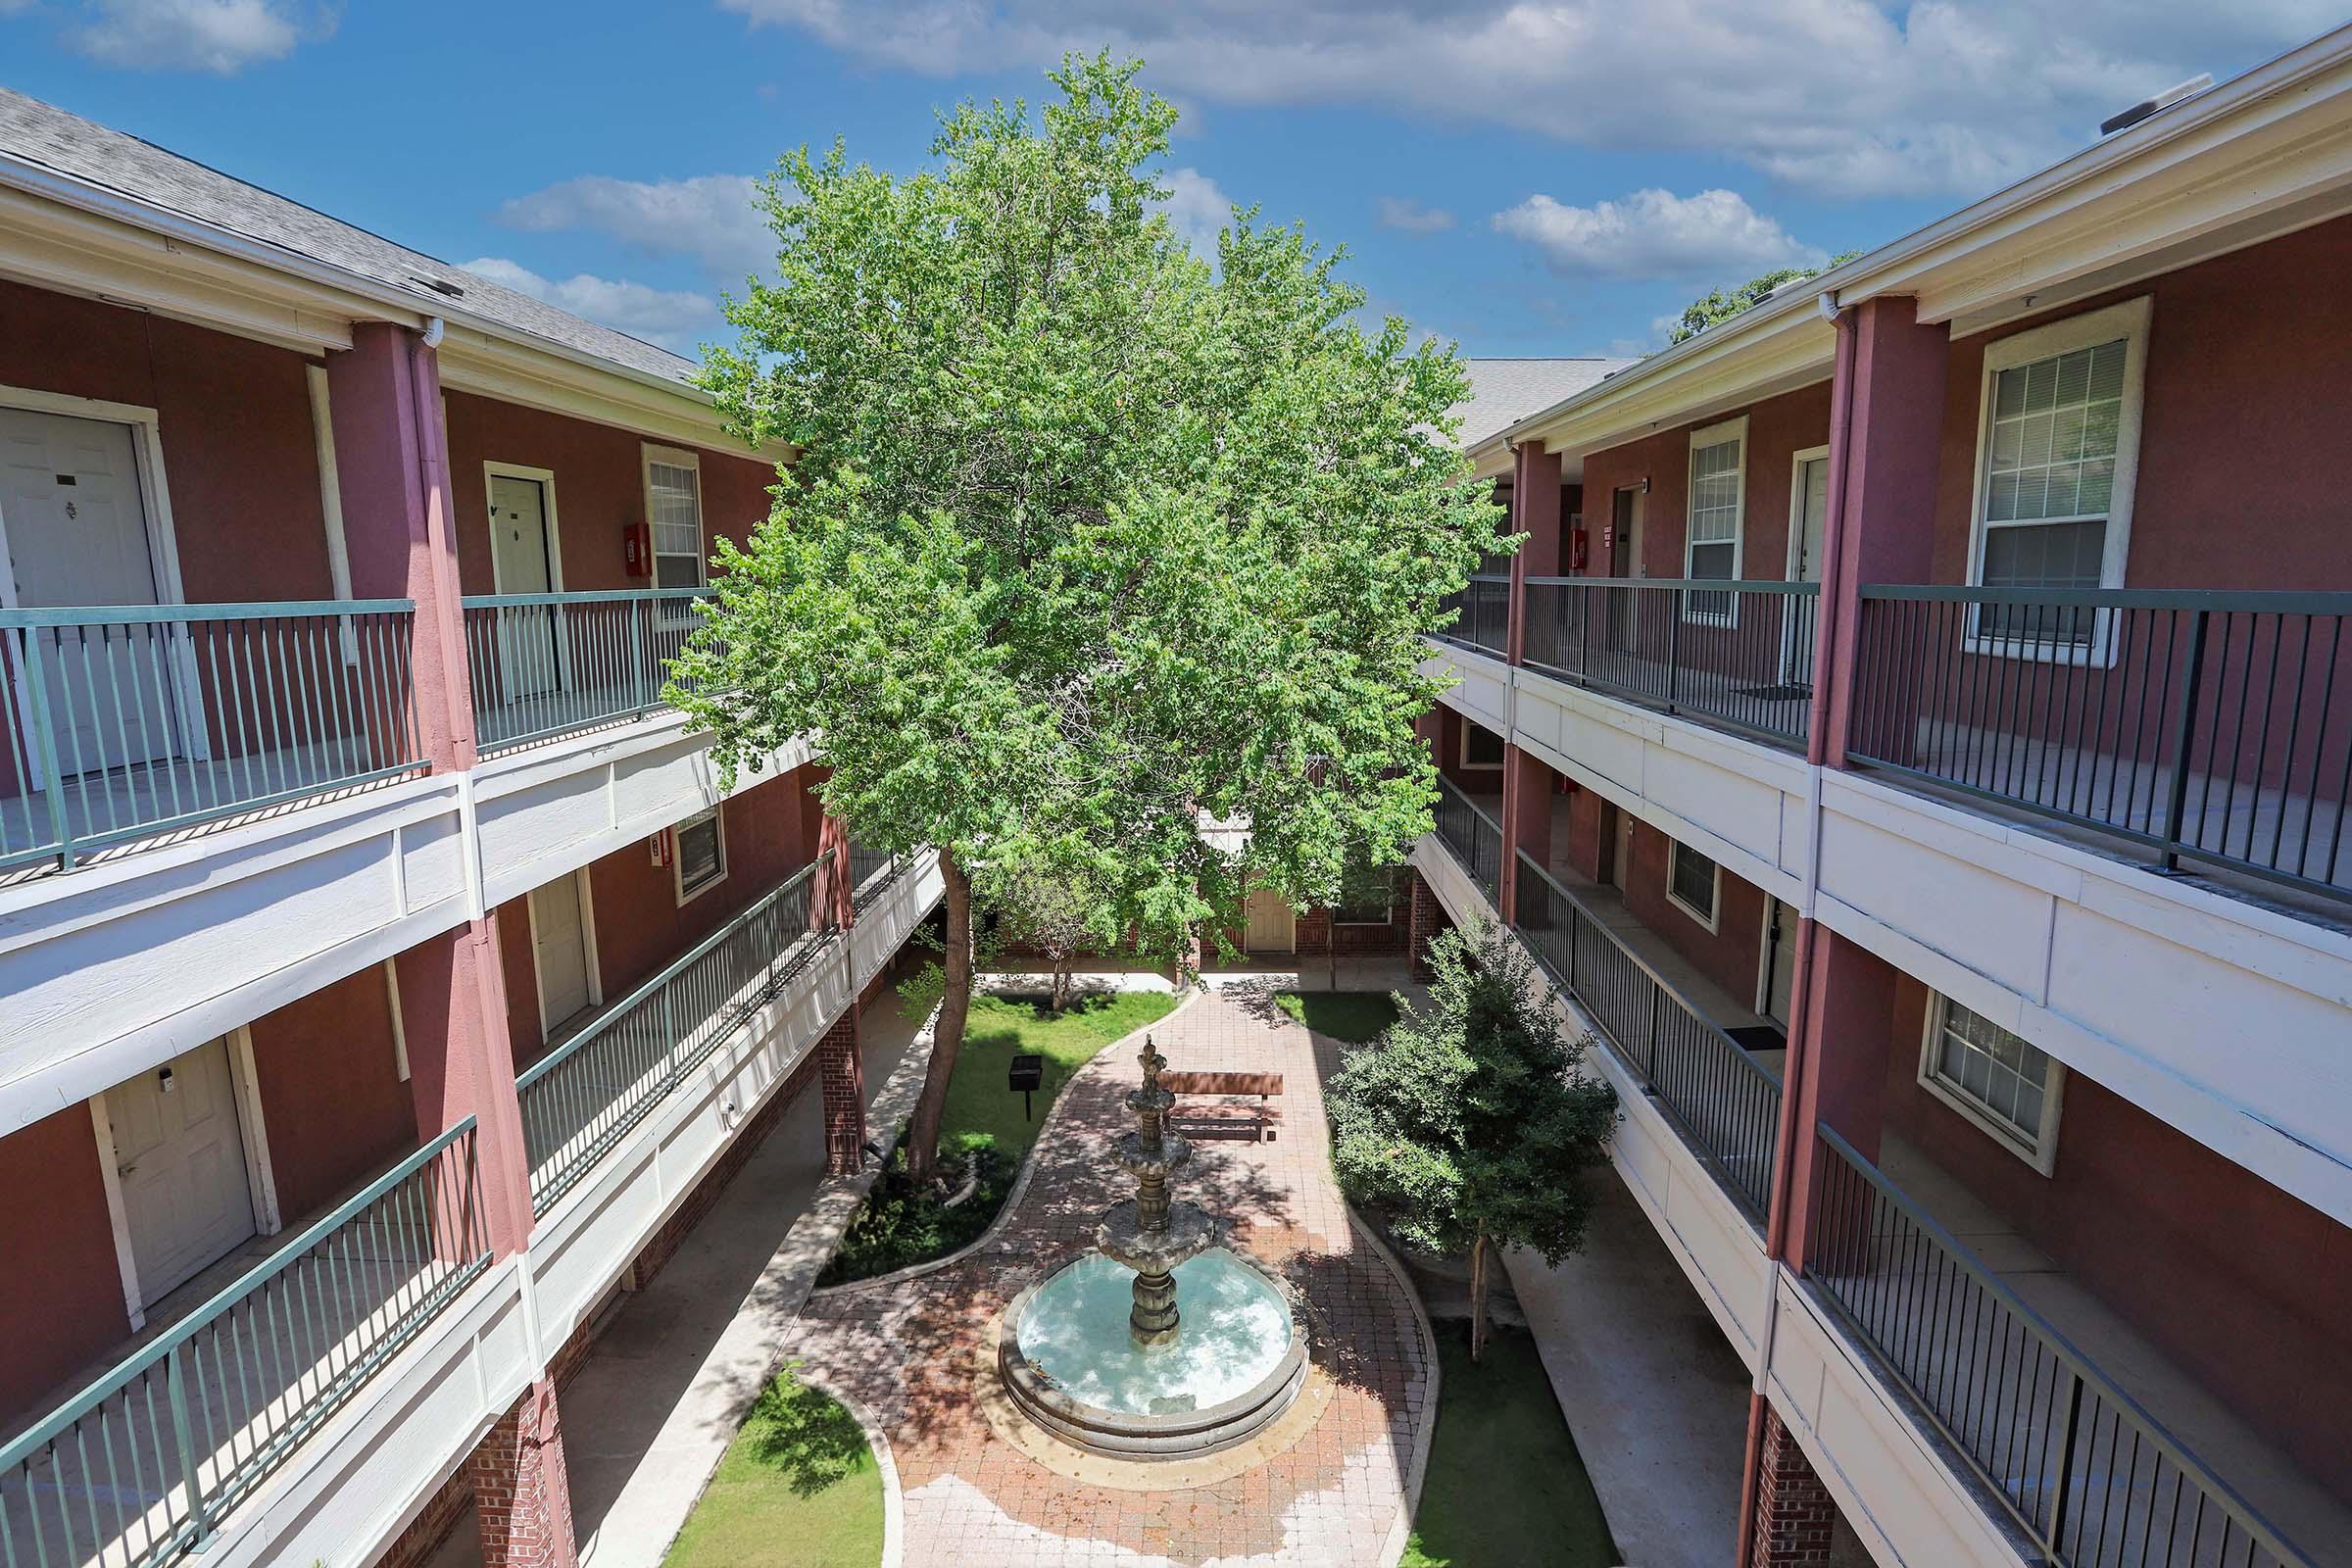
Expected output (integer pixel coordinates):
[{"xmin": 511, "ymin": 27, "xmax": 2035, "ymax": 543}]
[
  {"xmin": 1449, "ymin": 357, "xmax": 1638, "ymax": 450},
  {"xmin": 0, "ymin": 86, "xmax": 701, "ymax": 388}
]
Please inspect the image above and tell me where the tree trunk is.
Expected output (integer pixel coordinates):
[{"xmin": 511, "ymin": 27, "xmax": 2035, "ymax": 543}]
[
  {"xmin": 1468, "ymin": 1224, "xmax": 1490, "ymax": 1363},
  {"xmin": 1051, "ymin": 956, "xmax": 1072, "ymax": 1012},
  {"xmin": 905, "ymin": 848, "xmax": 973, "ymax": 1182}
]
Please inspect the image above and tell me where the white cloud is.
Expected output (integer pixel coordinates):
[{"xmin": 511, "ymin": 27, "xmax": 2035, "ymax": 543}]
[
  {"xmin": 462, "ymin": 258, "xmax": 718, "ymax": 355},
  {"xmin": 1494, "ymin": 188, "xmax": 1821, "ymax": 280},
  {"xmin": 494, "ymin": 173, "xmax": 772, "ymax": 283},
  {"xmin": 717, "ymin": 0, "xmax": 2332, "ymax": 199},
  {"xmin": 61, "ymin": 0, "xmax": 328, "ymax": 73},
  {"xmin": 1377, "ymin": 196, "xmax": 1455, "ymax": 234},
  {"xmin": 1155, "ymin": 167, "xmax": 1233, "ymax": 258}
]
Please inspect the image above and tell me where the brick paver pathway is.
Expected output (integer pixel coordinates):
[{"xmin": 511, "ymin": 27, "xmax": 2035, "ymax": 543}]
[{"xmin": 795, "ymin": 983, "xmax": 1433, "ymax": 1567}]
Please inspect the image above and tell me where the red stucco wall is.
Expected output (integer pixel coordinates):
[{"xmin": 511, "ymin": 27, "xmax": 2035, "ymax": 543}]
[
  {"xmin": 1882, "ymin": 978, "xmax": 2352, "ymax": 1497},
  {"xmin": 441, "ymin": 391, "xmax": 778, "ymax": 596},
  {"xmin": 0, "ymin": 279, "xmax": 335, "ymax": 606},
  {"xmin": 1619, "ymin": 818, "xmax": 1767, "ymax": 1010},
  {"xmin": 0, "ymin": 1105, "xmax": 129, "ymax": 1417},
  {"xmin": 1577, "ymin": 381, "xmax": 1832, "ymax": 582},
  {"xmin": 247, "ymin": 964, "xmax": 416, "ymax": 1218}
]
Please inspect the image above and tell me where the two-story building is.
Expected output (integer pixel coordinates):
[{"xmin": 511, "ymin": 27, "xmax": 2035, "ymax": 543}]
[
  {"xmin": 0, "ymin": 87, "xmax": 943, "ymax": 1568},
  {"xmin": 1417, "ymin": 24, "xmax": 2352, "ymax": 1568}
]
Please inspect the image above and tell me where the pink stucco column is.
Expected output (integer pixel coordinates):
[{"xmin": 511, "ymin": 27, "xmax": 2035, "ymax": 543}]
[
  {"xmin": 329, "ymin": 321, "xmax": 537, "ymax": 1254},
  {"xmin": 1497, "ymin": 744, "xmax": 1553, "ymax": 924},
  {"xmin": 1505, "ymin": 443, "xmax": 1563, "ymax": 668},
  {"xmin": 814, "ymin": 812, "xmax": 856, "ymax": 930}
]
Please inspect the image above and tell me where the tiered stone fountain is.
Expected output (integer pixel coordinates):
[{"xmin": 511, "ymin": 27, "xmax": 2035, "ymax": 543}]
[{"xmin": 997, "ymin": 1037, "xmax": 1307, "ymax": 1458}]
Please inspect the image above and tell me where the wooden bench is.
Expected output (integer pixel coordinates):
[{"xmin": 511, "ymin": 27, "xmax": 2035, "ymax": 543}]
[{"xmin": 1160, "ymin": 1071, "xmax": 1286, "ymax": 1143}]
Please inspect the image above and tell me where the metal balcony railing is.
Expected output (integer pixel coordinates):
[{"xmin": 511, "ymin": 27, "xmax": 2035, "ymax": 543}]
[
  {"xmin": 1850, "ymin": 586, "xmax": 2352, "ymax": 906},
  {"xmin": 0, "ymin": 1122, "xmax": 488, "ymax": 1568},
  {"xmin": 1808, "ymin": 1128, "xmax": 2315, "ymax": 1568},
  {"xmin": 1432, "ymin": 775, "xmax": 1503, "ymax": 906},
  {"xmin": 1434, "ymin": 574, "xmax": 1512, "ymax": 658},
  {"xmin": 461, "ymin": 588, "xmax": 718, "ymax": 756},
  {"xmin": 517, "ymin": 853, "xmax": 835, "ymax": 1213},
  {"xmin": 1, "ymin": 601, "xmax": 424, "ymax": 872},
  {"xmin": 847, "ymin": 844, "xmax": 909, "ymax": 911},
  {"xmin": 1520, "ymin": 577, "xmax": 1822, "ymax": 747},
  {"xmin": 1510, "ymin": 851, "xmax": 1782, "ymax": 1222}
]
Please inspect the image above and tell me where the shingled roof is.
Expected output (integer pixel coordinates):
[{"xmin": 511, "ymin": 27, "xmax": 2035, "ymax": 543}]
[
  {"xmin": 0, "ymin": 86, "xmax": 701, "ymax": 388},
  {"xmin": 1447, "ymin": 358, "xmax": 1638, "ymax": 450}
]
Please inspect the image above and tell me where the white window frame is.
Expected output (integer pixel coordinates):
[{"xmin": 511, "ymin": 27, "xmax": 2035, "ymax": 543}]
[
  {"xmin": 1917, "ymin": 993, "xmax": 2067, "ymax": 1175},
  {"xmin": 1664, "ymin": 838, "xmax": 1721, "ymax": 934},
  {"xmin": 673, "ymin": 805, "xmax": 728, "ymax": 906},
  {"xmin": 1459, "ymin": 723, "xmax": 1505, "ymax": 771},
  {"xmin": 1962, "ymin": 295, "xmax": 2152, "ymax": 669},
  {"xmin": 1682, "ymin": 415, "xmax": 1747, "ymax": 627},
  {"xmin": 642, "ymin": 442, "xmax": 708, "ymax": 624}
]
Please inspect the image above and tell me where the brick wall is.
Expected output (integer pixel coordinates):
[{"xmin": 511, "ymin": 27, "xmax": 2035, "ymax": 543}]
[
  {"xmin": 1749, "ymin": 1405, "xmax": 1837, "ymax": 1567},
  {"xmin": 466, "ymin": 1380, "xmax": 574, "ymax": 1568}
]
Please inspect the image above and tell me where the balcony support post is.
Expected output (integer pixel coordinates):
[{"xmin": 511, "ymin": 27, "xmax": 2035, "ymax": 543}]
[
  {"xmin": 1506, "ymin": 443, "xmax": 1562, "ymax": 668},
  {"xmin": 393, "ymin": 920, "xmax": 537, "ymax": 1260},
  {"xmin": 1497, "ymin": 744, "xmax": 1553, "ymax": 925}
]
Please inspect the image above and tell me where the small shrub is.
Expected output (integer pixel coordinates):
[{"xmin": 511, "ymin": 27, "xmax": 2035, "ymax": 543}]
[{"xmin": 819, "ymin": 1133, "xmax": 1013, "ymax": 1285}]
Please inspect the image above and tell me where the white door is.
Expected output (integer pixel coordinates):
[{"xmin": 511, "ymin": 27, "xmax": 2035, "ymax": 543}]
[
  {"xmin": 0, "ymin": 408, "xmax": 177, "ymax": 776},
  {"xmin": 1761, "ymin": 899, "xmax": 1798, "ymax": 1029},
  {"xmin": 530, "ymin": 872, "xmax": 593, "ymax": 1036},
  {"xmin": 488, "ymin": 472, "xmax": 561, "ymax": 700},
  {"xmin": 103, "ymin": 1038, "xmax": 256, "ymax": 1300},
  {"xmin": 1244, "ymin": 889, "xmax": 1296, "ymax": 955},
  {"xmin": 1783, "ymin": 454, "xmax": 1831, "ymax": 684}
]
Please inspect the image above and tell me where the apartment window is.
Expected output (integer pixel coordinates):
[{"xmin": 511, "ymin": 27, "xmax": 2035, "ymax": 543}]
[
  {"xmin": 1334, "ymin": 862, "xmax": 1397, "ymax": 925},
  {"xmin": 644, "ymin": 444, "xmax": 707, "ymax": 600},
  {"xmin": 1684, "ymin": 416, "xmax": 1746, "ymax": 622},
  {"xmin": 1461, "ymin": 725, "xmax": 1505, "ymax": 769},
  {"xmin": 1920, "ymin": 996, "xmax": 2064, "ymax": 1173},
  {"xmin": 1665, "ymin": 839, "xmax": 1720, "ymax": 932},
  {"xmin": 1969, "ymin": 297, "xmax": 2149, "ymax": 652},
  {"xmin": 673, "ymin": 807, "xmax": 727, "ymax": 904}
]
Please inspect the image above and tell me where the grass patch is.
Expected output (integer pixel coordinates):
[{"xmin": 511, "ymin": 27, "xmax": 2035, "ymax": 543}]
[
  {"xmin": 1274, "ymin": 989, "xmax": 1400, "ymax": 1044},
  {"xmin": 819, "ymin": 988, "xmax": 1178, "ymax": 1285},
  {"xmin": 1401, "ymin": 1321, "xmax": 1618, "ymax": 1568},
  {"xmin": 662, "ymin": 1365, "xmax": 882, "ymax": 1568}
]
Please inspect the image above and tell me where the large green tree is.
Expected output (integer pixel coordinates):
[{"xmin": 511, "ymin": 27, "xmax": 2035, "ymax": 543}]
[
  {"xmin": 673, "ymin": 56, "xmax": 1505, "ymax": 1177},
  {"xmin": 1666, "ymin": 252, "xmax": 1862, "ymax": 344},
  {"xmin": 1329, "ymin": 921, "xmax": 1617, "ymax": 1359}
]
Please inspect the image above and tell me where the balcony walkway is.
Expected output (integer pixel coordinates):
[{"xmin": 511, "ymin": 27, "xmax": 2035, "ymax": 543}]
[
  {"xmin": 1869, "ymin": 1138, "xmax": 2352, "ymax": 1565},
  {"xmin": 427, "ymin": 994, "xmax": 929, "ymax": 1568},
  {"xmin": 0, "ymin": 1161, "xmax": 470, "ymax": 1568}
]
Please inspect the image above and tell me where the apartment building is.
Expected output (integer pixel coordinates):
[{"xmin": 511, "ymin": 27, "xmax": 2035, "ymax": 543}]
[
  {"xmin": 1415, "ymin": 25, "xmax": 2352, "ymax": 1568},
  {"xmin": 0, "ymin": 89, "xmax": 943, "ymax": 1568}
]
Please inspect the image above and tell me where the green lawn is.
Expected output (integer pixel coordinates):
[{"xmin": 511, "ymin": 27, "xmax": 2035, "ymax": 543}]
[
  {"xmin": 1401, "ymin": 1321, "xmax": 1619, "ymax": 1568},
  {"xmin": 1274, "ymin": 989, "xmax": 1400, "ymax": 1044},
  {"xmin": 941, "ymin": 990, "xmax": 1178, "ymax": 1157},
  {"xmin": 663, "ymin": 1366, "xmax": 883, "ymax": 1568}
]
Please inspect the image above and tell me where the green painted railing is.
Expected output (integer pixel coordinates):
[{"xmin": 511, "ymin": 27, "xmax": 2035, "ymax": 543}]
[
  {"xmin": 1, "ymin": 601, "xmax": 424, "ymax": 872},
  {"xmin": 848, "ymin": 844, "xmax": 909, "ymax": 911},
  {"xmin": 461, "ymin": 588, "xmax": 717, "ymax": 755},
  {"xmin": 518, "ymin": 854, "xmax": 837, "ymax": 1213},
  {"xmin": 0, "ymin": 1121, "xmax": 487, "ymax": 1568}
]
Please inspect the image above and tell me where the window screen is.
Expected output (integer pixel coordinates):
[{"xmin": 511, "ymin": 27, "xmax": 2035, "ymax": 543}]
[
  {"xmin": 1977, "ymin": 337, "xmax": 2127, "ymax": 642},
  {"xmin": 1686, "ymin": 429, "xmax": 1742, "ymax": 617},
  {"xmin": 1668, "ymin": 840, "xmax": 1718, "ymax": 924},
  {"xmin": 648, "ymin": 458, "xmax": 705, "ymax": 590},
  {"xmin": 675, "ymin": 808, "xmax": 725, "ymax": 898},
  {"xmin": 1929, "ymin": 999, "xmax": 2055, "ymax": 1154}
]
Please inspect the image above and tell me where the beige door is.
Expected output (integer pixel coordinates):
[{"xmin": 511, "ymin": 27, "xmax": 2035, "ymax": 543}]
[
  {"xmin": 0, "ymin": 408, "xmax": 179, "ymax": 776},
  {"xmin": 530, "ymin": 872, "xmax": 594, "ymax": 1036},
  {"xmin": 1784, "ymin": 454, "xmax": 1832, "ymax": 684},
  {"xmin": 103, "ymin": 1038, "xmax": 256, "ymax": 1300},
  {"xmin": 1243, "ymin": 889, "xmax": 1296, "ymax": 955},
  {"xmin": 488, "ymin": 472, "xmax": 561, "ymax": 699},
  {"xmin": 1762, "ymin": 899, "xmax": 1798, "ymax": 1027}
]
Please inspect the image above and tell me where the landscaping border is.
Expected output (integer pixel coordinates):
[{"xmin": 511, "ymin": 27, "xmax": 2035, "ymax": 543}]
[{"xmin": 793, "ymin": 1366, "xmax": 906, "ymax": 1568}]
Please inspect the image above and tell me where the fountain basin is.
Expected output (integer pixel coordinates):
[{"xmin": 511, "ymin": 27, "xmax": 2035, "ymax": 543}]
[{"xmin": 999, "ymin": 1248, "xmax": 1307, "ymax": 1458}]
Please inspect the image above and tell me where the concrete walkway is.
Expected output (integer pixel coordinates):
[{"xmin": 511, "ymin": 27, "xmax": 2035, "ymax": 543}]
[
  {"xmin": 427, "ymin": 995, "xmax": 931, "ymax": 1568},
  {"xmin": 1501, "ymin": 1173, "xmax": 1752, "ymax": 1568}
]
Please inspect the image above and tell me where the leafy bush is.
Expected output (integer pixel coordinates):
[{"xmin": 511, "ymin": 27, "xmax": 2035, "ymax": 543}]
[{"xmin": 818, "ymin": 1133, "xmax": 1013, "ymax": 1285}]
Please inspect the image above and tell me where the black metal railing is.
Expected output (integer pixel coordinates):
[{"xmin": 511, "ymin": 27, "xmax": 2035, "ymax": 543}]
[
  {"xmin": 1435, "ymin": 575, "xmax": 1512, "ymax": 658},
  {"xmin": 1432, "ymin": 775, "xmax": 1503, "ymax": 905},
  {"xmin": 848, "ymin": 844, "xmax": 908, "ymax": 911},
  {"xmin": 1808, "ymin": 1128, "xmax": 2314, "ymax": 1568},
  {"xmin": 1849, "ymin": 587, "xmax": 2352, "ymax": 906},
  {"xmin": 1520, "ymin": 577, "xmax": 1822, "ymax": 746},
  {"xmin": 1512, "ymin": 851, "xmax": 1782, "ymax": 1221}
]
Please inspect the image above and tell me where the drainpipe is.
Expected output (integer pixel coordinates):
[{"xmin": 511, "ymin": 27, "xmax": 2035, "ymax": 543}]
[{"xmin": 1733, "ymin": 291, "xmax": 1855, "ymax": 1567}]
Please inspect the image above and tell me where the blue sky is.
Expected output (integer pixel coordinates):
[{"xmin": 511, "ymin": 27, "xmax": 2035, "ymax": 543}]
[{"xmin": 2, "ymin": 2, "xmax": 2336, "ymax": 360}]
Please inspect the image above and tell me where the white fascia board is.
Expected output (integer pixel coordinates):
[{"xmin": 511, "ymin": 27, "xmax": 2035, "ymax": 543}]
[{"xmin": 1470, "ymin": 22, "xmax": 2352, "ymax": 466}]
